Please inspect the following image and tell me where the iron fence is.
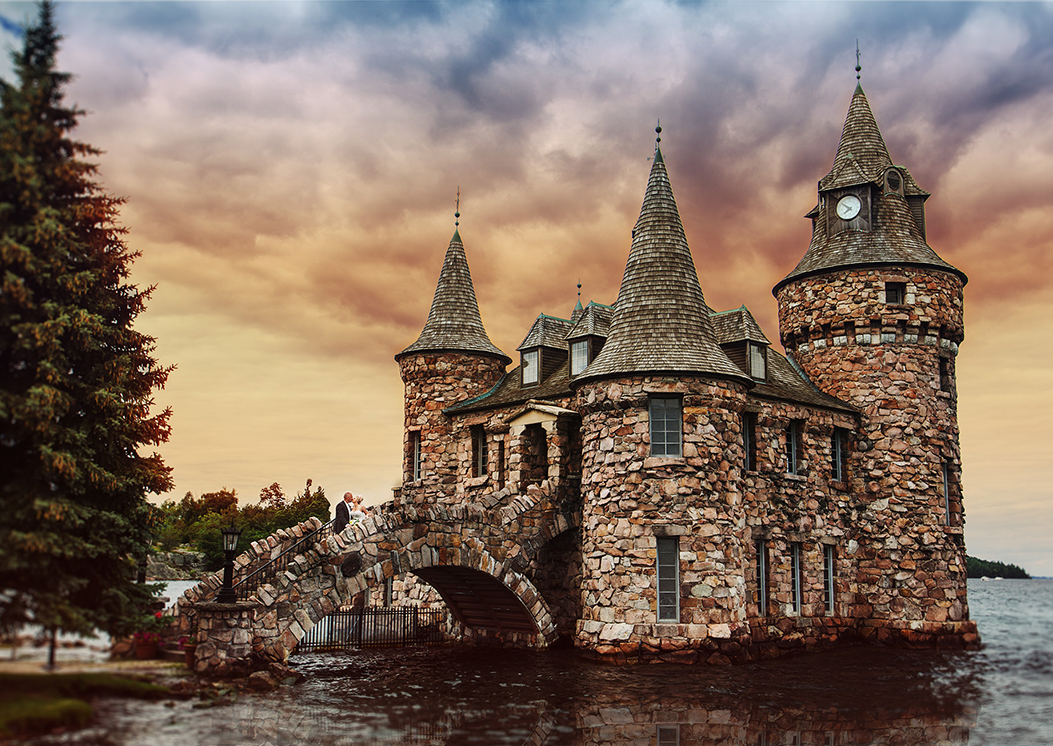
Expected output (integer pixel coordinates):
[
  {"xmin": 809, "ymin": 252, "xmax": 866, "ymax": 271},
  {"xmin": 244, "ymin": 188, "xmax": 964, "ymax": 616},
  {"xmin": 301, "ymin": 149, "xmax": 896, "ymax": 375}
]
[{"xmin": 295, "ymin": 606, "xmax": 446, "ymax": 652}]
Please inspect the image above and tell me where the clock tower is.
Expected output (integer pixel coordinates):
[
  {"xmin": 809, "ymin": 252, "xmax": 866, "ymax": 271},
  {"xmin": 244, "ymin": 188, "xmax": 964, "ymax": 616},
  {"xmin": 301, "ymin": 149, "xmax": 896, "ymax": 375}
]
[{"xmin": 774, "ymin": 79, "xmax": 973, "ymax": 632}]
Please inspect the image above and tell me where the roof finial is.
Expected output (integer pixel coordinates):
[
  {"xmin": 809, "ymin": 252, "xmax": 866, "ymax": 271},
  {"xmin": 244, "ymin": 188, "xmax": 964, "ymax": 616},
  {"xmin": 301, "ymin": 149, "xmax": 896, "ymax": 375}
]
[
  {"xmin": 577, "ymin": 280, "xmax": 582, "ymax": 301},
  {"xmin": 454, "ymin": 186, "xmax": 460, "ymax": 227},
  {"xmin": 655, "ymin": 119, "xmax": 662, "ymax": 152},
  {"xmin": 855, "ymin": 40, "xmax": 862, "ymax": 81}
]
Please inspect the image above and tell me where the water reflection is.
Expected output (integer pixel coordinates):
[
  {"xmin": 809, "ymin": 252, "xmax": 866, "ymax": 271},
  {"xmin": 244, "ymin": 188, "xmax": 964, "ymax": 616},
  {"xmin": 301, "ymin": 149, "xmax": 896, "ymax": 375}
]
[{"xmin": 88, "ymin": 644, "xmax": 979, "ymax": 746}]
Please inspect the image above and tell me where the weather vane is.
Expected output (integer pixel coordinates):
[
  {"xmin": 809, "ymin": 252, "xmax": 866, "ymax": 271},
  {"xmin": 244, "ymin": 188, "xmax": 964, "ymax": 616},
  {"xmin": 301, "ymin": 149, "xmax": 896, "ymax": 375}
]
[
  {"xmin": 856, "ymin": 40, "xmax": 862, "ymax": 81},
  {"xmin": 455, "ymin": 187, "xmax": 460, "ymax": 227},
  {"xmin": 655, "ymin": 119, "xmax": 662, "ymax": 151}
]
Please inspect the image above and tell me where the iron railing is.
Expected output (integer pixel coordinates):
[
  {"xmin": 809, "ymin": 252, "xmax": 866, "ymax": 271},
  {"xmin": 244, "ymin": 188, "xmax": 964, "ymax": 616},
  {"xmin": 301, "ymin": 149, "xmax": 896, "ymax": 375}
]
[
  {"xmin": 225, "ymin": 519, "xmax": 335, "ymax": 602},
  {"xmin": 295, "ymin": 606, "xmax": 445, "ymax": 652}
]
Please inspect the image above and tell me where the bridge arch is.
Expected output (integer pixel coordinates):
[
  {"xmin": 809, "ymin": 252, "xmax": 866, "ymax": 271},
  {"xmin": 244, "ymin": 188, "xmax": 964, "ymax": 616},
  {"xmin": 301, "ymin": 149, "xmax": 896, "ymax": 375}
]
[{"xmin": 245, "ymin": 499, "xmax": 569, "ymax": 662}]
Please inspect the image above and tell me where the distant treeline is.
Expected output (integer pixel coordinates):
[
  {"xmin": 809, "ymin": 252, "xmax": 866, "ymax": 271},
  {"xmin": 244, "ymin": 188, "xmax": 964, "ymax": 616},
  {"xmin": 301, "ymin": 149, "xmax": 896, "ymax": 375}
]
[{"xmin": 966, "ymin": 556, "xmax": 1030, "ymax": 579}]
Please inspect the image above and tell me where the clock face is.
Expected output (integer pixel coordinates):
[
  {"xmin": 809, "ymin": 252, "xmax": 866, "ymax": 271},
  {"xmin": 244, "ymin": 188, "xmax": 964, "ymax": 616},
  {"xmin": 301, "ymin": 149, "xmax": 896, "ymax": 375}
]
[{"xmin": 836, "ymin": 194, "xmax": 862, "ymax": 220}]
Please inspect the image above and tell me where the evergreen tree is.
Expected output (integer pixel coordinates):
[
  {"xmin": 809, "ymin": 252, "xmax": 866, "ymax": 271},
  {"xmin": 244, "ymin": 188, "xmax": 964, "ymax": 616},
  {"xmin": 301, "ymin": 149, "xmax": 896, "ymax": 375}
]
[{"xmin": 0, "ymin": 2, "xmax": 173, "ymax": 640}]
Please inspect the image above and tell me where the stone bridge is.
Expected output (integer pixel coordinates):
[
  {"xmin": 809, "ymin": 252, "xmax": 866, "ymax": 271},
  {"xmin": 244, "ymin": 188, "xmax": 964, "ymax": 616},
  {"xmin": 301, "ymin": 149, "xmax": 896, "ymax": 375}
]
[{"xmin": 172, "ymin": 484, "xmax": 580, "ymax": 675}]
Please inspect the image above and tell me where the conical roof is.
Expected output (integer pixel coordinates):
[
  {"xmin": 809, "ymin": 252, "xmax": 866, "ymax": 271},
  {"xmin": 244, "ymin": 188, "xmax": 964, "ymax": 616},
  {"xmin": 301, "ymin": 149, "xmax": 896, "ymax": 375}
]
[
  {"xmin": 396, "ymin": 230, "xmax": 510, "ymax": 363},
  {"xmin": 776, "ymin": 85, "xmax": 965, "ymax": 290},
  {"xmin": 576, "ymin": 148, "xmax": 749, "ymax": 385}
]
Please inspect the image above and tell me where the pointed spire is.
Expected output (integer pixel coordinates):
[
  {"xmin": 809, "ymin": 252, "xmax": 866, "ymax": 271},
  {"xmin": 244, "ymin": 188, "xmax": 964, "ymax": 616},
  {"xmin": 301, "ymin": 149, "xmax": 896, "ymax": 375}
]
[
  {"xmin": 577, "ymin": 139, "xmax": 748, "ymax": 384},
  {"xmin": 818, "ymin": 84, "xmax": 892, "ymax": 192},
  {"xmin": 396, "ymin": 229, "xmax": 510, "ymax": 363}
]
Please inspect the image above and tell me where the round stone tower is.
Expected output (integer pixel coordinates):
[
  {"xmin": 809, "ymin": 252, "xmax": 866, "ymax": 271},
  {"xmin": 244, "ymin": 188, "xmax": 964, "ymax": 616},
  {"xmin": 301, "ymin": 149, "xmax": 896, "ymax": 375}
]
[
  {"xmin": 395, "ymin": 229, "xmax": 510, "ymax": 504},
  {"xmin": 774, "ymin": 82, "xmax": 972, "ymax": 631},
  {"xmin": 571, "ymin": 141, "xmax": 754, "ymax": 661}
]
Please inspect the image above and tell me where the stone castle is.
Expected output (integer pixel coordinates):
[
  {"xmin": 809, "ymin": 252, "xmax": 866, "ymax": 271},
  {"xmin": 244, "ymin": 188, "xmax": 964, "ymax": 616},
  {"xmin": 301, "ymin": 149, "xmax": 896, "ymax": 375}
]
[{"xmin": 391, "ymin": 80, "xmax": 980, "ymax": 662}]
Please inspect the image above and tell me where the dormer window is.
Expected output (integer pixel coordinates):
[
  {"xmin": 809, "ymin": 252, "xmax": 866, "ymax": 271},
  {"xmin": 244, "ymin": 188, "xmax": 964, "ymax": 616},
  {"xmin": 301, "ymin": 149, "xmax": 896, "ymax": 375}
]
[
  {"xmin": 884, "ymin": 168, "xmax": 904, "ymax": 196},
  {"xmin": 521, "ymin": 350, "xmax": 539, "ymax": 386},
  {"xmin": 570, "ymin": 340, "xmax": 588, "ymax": 376},
  {"xmin": 748, "ymin": 342, "xmax": 767, "ymax": 381}
]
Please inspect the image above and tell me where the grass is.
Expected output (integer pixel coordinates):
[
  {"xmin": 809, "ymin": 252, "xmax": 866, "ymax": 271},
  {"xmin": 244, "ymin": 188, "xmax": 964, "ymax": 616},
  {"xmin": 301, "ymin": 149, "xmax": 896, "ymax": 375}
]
[{"xmin": 0, "ymin": 672, "xmax": 169, "ymax": 739}]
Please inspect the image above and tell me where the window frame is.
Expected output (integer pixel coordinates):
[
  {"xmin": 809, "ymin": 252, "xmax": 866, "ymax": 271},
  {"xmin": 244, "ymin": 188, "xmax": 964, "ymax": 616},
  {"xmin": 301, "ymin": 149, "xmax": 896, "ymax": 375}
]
[
  {"xmin": 570, "ymin": 339, "xmax": 589, "ymax": 377},
  {"xmin": 791, "ymin": 542, "xmax": 803, "ymax": 615},
  {"xmin": 521, "ymin": 349, "xmax": 540, "ymax": 387},
  {"xmin": 885, "ymin": 281, "xmax": 906, "ymax": 305},
  {"xmin": 470, "ymin": 425, "xmax": 488, "ymax": 478},
  {"xmin": 785, "ymin": 421, "xmax": 801, "ymax": 475},
  {"xmin": 649, "ymin": 396, "xmax": 682, "ymax": 458},
  {"xmin": 744, "ymin": 412, "xmax": 757, "ymax": 472},
  {"xmin": 939, "ymin": 354, "xmax": 953, "ymax": 393},
  {"xmin": 756, "ymin": 538, "xmax": 768, "ymax": 617},
  {"xmin": 409, "ymin": 431, "xmax": 422, "ymax": 482},
  {"xmin": 832, "ymin": 427, "xmax": 849, "ymax": 483},
  {"xmin": 748, "ymin": 342, "xmax": 767, "ymax": 381},
  {"xmin": 823, "ymin": 544, "xmax": 836, "ymax": 616},
  {"xmin": 656, "ymin": 536, "xmax": 680, "ymax": 622}
]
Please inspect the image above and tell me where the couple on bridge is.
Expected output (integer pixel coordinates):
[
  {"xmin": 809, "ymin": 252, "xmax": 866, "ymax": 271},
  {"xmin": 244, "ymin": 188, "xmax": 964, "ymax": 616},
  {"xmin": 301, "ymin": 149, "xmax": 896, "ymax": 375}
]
[{"xmin": 334, "ymin": 491, "xmax": 368, "ymax": 534}]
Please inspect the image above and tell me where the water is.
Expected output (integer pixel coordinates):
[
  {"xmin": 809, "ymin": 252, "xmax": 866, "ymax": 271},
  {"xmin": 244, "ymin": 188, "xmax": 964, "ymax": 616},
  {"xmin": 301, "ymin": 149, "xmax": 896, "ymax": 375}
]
[{"xmin": 24, "ymin": 579, "xmax": 1053, "ymax": 745}]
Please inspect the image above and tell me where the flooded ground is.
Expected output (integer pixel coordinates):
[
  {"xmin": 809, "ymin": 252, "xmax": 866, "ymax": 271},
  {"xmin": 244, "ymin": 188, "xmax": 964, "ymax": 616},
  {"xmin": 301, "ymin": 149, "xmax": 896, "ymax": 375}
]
[{"xmin": 15, "ymin": 578, "xmax": 1053, "ymax": 745}]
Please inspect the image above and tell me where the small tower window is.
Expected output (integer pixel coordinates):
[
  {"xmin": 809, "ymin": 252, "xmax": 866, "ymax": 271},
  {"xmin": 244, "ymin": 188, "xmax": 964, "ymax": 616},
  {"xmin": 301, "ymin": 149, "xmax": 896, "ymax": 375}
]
[
  {"xmin": 470, "ymin": 425, "xmax": 487, "ymax": 478},
  {"xmin": 823, "ymin": 544, "xmax": 836, "ymax": 615},
  {"xmin": 656, "ymin": 536, "xmax": 679, "ymax": 622},
  {"xmin": 570, "ymin": 339, "xmax": 589, "ymax": 376},
  {"xmin": 884, "ymin": 168, "xmax": 904, "ymax": 196},
  {"xmin": 743, "ymin": 412, "xmax": 757, "ymax": 472},
  {"xmin": 832, "ymin": 427, "xmax": 849, "ymax": 483},
  {"xmin": 748, "ymin": 342, "xmax": 767, "ymax": 381},
  {"xmin": 521, "ymin": 349, "xmax": 539, "ymax": 386},
  {"xmin": 939, "ymin": 355, "xmax": 953, "ymax": 392},
  {"xmin": 943, "ymin": 460, "xmax": 954, "ymax": 526},
  {"xmin": 409, "ymin": 431, "xmax": 422, "ymax": 482},
  {"xmin": 649, "ymin": 396, "xmax": 682, "ymax": 457},
  {"xmin": 785, "ymin": 421, "xmax": 802, "ymax": 475},
  {"xmin": 790, "ymin": 542, "xmax": 803, "ymax": 615},
  {"xmin": 885, "ymin": 282, "xmax": 906, "ymax": 305},
  {"xmin": 756, "ymin": 538, "xmax": 768, "ymax": 617}
]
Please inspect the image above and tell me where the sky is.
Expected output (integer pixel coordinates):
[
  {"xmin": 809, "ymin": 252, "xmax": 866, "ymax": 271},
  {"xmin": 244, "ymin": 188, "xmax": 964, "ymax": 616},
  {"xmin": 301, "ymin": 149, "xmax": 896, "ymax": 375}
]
[{"xmin": 1, "ymin": 1, "xmax": 1051, "ymax": 577}]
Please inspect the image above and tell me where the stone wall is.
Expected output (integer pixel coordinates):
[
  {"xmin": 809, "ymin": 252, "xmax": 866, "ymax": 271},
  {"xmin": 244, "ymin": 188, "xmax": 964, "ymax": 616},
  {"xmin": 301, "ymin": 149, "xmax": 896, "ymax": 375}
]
[
  {"xmin": 573, "ymin": 376, "xmax": 751, "ymax": 660},
  {"xmin": 397, "ymin": 352, "xmax": 507, "ymax": 504},
  {"xmin": 776, "ymin": 266, "xmax": 970, "ymax": 629}
]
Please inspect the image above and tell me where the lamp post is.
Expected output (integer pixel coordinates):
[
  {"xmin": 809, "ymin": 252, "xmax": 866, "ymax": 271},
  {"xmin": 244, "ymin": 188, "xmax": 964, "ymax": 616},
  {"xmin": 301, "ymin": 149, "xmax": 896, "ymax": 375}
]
[{"xmin": 216, "ymin": 523, "xmax": 243, "ymax": 604}]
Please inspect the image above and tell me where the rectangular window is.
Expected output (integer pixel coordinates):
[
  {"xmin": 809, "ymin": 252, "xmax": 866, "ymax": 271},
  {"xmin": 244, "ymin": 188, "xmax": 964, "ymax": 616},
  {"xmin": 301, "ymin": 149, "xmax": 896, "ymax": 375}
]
[
  {"xmin": 409, "ymin": 431, "xmax": 422, "ymax": 482},
  {"xmin": 656, "ymin": 725, "xmax": 680, "ymax": 746},
  {"xmin": 756, "ymin": 538, "xmax": 768, "ymax": 617},
  {"xmin": 823, "ymin": 544, "xmax": 836, "ymax": 615},
  {"xmin": 748, "ymin": 342, "xmax": 767, "ymax": 381},
  {"xmin": 943, "ymin": 461, "xmax": 953, "ymax": 526},
  {"xmin": 383, "ymin": 577, "xmax": 393, "ymax": 606},
  {"xmin": 496, "ymin": 437, "xmax": 505, "ymax": 489},
  {"xmin": 791, "ymin": 542, "xmax": 802, "ymax": 615},
  {"xmin": 885, "ymin": 281, "xmax": 905, "ymax": 305},
  {"xmin": 570, "ymin": 339, "xmax": 589, "ymax": 376},
  {"xmin": 522, "ymin": 349, "xmax": 539, "ymax": 386},
  {"xmin": 656, "ymin": 536, "xmax": 679, "ymax": 622},
  {"xmin": 744, "ymin": 412, "xmax": 757, "ymax": 472},
  {"xmin": 649, "ymin": 397, "xmax": 682, "ymax": 457},
  {"xmin": 471, "ymin": 425, "xmax": 487, "ymax": 478},
  {"xmin": 832, "ymin": 428, "xmax": 848, "ymax": 483},
  {"xmin": 939, "ymin": 355, "xmax": 952, "ymax": 392},
  {"xmin": 785, "ymin": 421, "xmax": 801, "ymax": 475}
]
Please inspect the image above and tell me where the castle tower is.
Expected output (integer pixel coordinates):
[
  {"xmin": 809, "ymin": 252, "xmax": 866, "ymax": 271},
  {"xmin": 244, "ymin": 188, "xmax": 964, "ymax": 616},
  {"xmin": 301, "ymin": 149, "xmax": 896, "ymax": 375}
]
[
  {"xmin": 572, "ymin": 141, "xmax": 754, "ymax": 660},
  {"xmin": 395, "ymin": 229, "xmax": 510, "ymax": 503},
  {"xmin": 773, "ymin": 82, "xmax": 972, "ymax": 630}
]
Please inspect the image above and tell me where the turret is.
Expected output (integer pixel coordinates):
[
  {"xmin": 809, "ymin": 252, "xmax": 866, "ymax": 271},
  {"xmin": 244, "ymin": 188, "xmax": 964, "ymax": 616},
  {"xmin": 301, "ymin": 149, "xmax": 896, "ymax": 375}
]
[
  {"xmin": 572, "ymin": 133, "xmax": 753, "ymax": 659},
  {"xmin": 395, "ymin": 228, "xmax": 510, "ymax": 502},
  {"xmin": 773, "ymin": 81, "xmax": 971, "ymax": 626}
]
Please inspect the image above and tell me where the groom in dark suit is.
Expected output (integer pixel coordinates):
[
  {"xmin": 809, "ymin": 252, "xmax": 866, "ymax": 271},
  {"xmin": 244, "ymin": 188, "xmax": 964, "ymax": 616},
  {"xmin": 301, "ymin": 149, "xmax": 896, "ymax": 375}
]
[{"xmin": 334, "ymin": 491, "xmax": 355, "ymax": 533}]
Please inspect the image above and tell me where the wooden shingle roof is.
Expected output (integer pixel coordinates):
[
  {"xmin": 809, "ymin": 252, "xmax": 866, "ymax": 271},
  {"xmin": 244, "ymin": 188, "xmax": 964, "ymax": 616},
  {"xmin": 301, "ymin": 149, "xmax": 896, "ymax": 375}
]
[
  {"xmin": 517, "ymin": 314, "xmax": 573, "ymax": 352},
  {"xmin": 575, "ymin": 148, "xmax": 749, "ymax": 385},
  {"xmin": 396, "ymin": 230, "xmax": 511, "ymax": 363},
  {"xmin": 711, "ymin": 306, "xmax": 770, "ymax": 345},
  {"xmin": 776, "ymin": 85, "xmax": 966, "ymax": 291},
  {"xmin": 565, "ymin": 302, "xmax": 612, "ymax": 341}
]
